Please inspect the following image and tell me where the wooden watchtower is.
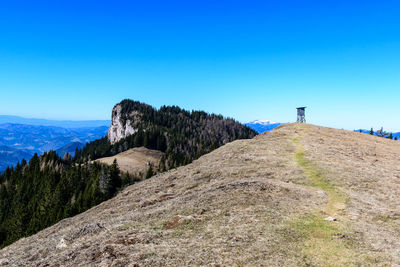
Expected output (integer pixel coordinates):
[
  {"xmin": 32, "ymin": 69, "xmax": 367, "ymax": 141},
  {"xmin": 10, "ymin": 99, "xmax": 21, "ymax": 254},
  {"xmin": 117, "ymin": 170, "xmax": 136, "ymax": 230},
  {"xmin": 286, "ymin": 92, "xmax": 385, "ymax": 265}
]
[{"xmin": 296, "ymin": 107, "xmax": 306, "ymax": 123}]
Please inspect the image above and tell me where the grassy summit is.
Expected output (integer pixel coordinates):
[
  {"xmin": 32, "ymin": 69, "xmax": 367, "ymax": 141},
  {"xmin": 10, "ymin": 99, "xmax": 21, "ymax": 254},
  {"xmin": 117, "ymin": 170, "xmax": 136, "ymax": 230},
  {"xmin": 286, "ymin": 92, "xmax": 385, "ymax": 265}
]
[{"xmin": 1, "ymin": 123, "xmax": 399, "ymax": 266}]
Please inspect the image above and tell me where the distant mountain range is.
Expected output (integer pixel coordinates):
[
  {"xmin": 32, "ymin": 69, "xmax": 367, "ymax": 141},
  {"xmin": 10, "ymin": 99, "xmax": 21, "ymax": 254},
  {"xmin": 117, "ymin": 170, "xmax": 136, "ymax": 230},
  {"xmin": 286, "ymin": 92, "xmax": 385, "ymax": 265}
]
[
  {"xmin": 0, "ymin": 115, "xmax": 110, "ymax": 128},
  {"xmin": 0, "ymin": 145, "xmax": 33, "ymax": 171},
  {"xmin": 0, "ymin": 123, "xmax": 108, "ymax": 153},
  {"xmin": 245, "ymin": 120, "xmax": 285, "ymax": 133},
  {"xmin": 0, "ymin": 115, "xmax": 111, "ymax": 171}
]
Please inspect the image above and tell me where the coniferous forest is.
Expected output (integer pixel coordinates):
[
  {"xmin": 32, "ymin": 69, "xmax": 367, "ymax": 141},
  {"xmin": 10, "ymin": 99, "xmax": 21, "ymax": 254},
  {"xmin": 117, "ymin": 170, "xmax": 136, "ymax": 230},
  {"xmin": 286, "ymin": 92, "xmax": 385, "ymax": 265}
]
[
  {"xmin": 75, "ymin": 100, "xmax": 257, "ymax": 169},
  {"xmin": 0, "ymin": 100, "xmax": 257, "ymax": 248},
  {"xmin": 0, "ymin": 151, "xmax": 122, "ymax": 248}
]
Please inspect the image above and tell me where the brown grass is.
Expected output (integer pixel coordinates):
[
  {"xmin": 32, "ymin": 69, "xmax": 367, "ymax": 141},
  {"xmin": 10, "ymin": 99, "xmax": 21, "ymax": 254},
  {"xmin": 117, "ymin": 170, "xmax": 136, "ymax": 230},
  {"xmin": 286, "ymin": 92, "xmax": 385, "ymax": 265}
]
[
  {"xmin": 1, "ymin": 123, "xmax": 399, "ymax": 266},
  {"xmin": 95, "ymin": 146, "xmax": 164, "ymax": 176}
]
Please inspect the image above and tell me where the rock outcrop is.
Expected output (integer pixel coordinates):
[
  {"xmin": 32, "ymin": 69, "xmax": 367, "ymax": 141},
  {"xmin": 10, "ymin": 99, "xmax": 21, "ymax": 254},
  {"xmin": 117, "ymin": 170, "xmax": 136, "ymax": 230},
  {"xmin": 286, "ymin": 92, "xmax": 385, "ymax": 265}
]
[{"xmin": 107, "ymin": 103, "xmax": 138, "ymax": 144}]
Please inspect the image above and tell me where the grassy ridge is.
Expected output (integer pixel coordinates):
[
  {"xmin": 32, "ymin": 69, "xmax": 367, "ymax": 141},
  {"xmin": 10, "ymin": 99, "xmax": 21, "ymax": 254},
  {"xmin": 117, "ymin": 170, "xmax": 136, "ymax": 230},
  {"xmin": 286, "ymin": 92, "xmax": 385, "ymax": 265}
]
[{"xmin": 287, "ymin": 130, "xmax": 369, "ymax": 266}]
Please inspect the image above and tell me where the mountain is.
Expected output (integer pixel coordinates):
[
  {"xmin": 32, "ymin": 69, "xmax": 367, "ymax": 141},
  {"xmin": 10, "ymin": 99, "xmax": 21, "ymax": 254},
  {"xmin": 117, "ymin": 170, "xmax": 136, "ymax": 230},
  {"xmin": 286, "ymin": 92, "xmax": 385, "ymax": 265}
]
[
  {"xmin": 76, "ymin": 99, "xmax": 257, "ymax": 168},
  {"xmin": 55, "ymin": 142, "xmax": 85, "ymax": 157},
  {"xmin": 0, "ymin": 99, "xmax": 256, "ymax": 250},
  {"xmin": 245, "ymin": 120, "xmax": 284, "ymax": 133},
  {"xmin": 1, "ymin": 123, "xmax": 398, "ymax": 266},
  {"xmin": 0, "ymin": 115, "xmax": 110, "ymax": 128},
  {"xmin": 0, "ymin": 145, "xmax": 33, "ymax": 172},
  {"xmin": 0, "ymin": 124, "xmax": 109, "ymax": 171}
]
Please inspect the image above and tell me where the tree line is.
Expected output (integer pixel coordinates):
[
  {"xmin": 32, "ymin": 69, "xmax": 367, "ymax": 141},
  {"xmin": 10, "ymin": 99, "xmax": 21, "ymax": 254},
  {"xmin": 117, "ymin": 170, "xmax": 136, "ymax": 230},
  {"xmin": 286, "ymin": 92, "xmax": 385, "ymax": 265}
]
[{"xmin": 359, "ymin": 127, "xmax": 398, "ymax": 140}]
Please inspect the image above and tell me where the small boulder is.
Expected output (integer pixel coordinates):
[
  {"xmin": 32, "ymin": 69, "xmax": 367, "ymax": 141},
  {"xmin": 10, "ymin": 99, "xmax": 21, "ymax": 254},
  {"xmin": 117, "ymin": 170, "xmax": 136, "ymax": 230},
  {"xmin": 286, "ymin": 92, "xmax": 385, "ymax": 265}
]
[
  {"xmin": 56, "ymin": 238, "xmax": 68, "ymax": 249},
  {"xmin": 324, "ymin": 216, "xmax": 337, "ymax": 222}
]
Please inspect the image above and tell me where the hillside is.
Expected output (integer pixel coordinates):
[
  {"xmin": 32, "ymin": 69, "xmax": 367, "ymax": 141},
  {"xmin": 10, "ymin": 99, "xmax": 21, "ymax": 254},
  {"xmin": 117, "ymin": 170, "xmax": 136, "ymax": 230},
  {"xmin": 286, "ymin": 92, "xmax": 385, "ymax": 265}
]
[
  {"xmin": 0, "ymin": 100, "xmax": 255, "ymax": 250},
  {"xmin": 76, "ymin": 99, "xmax": 257, "ymax": 168},
  {"xmin": 95, "ymin": 147, "xmax": 164, "ymax": 176},
  {"xmin": 0, "ymin": 151, "xmax": 122, "ymax": 249},
  {"xmin": 2, "ymin": 123, "xmax": 399, "ymax": 266}
]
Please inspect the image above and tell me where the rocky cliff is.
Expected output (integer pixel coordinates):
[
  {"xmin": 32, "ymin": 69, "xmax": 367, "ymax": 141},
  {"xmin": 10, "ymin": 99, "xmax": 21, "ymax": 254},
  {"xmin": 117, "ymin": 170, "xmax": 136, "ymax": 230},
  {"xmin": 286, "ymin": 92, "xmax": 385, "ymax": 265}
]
[
  {"xmin": 100, "ymin": 99, "xmax": 257, "ymax": 169},
  {"xmin": 107, "ymin": 103, "xmax": 138, "ymax": 144}
]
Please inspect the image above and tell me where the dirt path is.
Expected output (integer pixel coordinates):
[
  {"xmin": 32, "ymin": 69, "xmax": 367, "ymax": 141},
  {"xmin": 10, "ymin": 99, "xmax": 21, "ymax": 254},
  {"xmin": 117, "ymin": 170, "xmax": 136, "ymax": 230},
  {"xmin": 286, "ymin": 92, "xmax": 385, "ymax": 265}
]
[{"xmin": 289, "ymin": 126, "xmax": 366, "ymax": 266}]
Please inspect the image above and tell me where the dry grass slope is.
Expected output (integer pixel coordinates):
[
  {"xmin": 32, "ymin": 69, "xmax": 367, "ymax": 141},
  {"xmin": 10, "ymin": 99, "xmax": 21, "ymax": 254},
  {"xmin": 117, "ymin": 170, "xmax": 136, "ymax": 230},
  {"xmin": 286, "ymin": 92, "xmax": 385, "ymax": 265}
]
[
  {"xmin": 95, "ymin": 147, "xmax": 164, "ymax": 176},
  {"xmin": 1, "ymin": 123, "xmax": 400, "ymax": 266}
]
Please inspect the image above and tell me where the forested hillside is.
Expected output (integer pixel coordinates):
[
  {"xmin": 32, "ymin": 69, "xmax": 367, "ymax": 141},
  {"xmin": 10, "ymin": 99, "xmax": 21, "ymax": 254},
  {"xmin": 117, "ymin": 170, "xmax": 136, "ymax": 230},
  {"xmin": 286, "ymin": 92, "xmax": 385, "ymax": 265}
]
[
  {"xmin": 0, "ymin": 100, "xmax": 256, "ymax": 248},
  {"xmin": 0, "ymin": 151, "xmax": 122, "ymax": 248},
  {"xmin": 75, "ymin": 99, "xmax": 257, "ymax": 169}
]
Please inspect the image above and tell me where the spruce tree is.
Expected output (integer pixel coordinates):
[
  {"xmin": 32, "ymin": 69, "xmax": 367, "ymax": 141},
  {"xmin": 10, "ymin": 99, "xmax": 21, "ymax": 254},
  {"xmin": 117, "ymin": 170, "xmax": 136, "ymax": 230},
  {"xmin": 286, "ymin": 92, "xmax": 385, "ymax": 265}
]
[
  {"xmin": 108, "ymin": 159, "xmax": 121, "ymax": 195},
  {"xmin": 145, "ymin": 164, "xmax": 154, "ymax": 179}
]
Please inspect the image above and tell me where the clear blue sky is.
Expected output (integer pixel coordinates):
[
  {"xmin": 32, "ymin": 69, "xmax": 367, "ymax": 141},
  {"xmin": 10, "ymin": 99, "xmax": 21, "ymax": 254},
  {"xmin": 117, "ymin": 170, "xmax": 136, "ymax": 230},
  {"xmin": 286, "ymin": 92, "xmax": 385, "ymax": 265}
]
[{"xmin": 0, "ymin": 0, "xmax": 399, "ymax": 131}]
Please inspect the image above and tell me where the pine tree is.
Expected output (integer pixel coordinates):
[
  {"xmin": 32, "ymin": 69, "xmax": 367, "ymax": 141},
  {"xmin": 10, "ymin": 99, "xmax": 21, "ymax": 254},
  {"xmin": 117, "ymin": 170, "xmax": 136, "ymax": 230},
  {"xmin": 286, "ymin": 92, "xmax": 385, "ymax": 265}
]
[
  {"xmin": 376, "ymin": 127, "xmax": 390, "ymax": 138},
  {"xmin": 145, "ymin": 164, "xmax": 154, "ymax": 179},
  {"xmin": 108, "ymin": 159, "xmax": 121, "ymax": 196}
]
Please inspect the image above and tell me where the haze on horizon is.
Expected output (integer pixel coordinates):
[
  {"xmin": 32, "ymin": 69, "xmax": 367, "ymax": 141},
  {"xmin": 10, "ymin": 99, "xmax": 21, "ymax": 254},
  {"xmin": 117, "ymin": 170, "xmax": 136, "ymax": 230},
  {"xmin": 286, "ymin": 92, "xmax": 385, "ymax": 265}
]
[{"xmin": 0, "ymin": 1, "xmax": 399, "ymax": 131}]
